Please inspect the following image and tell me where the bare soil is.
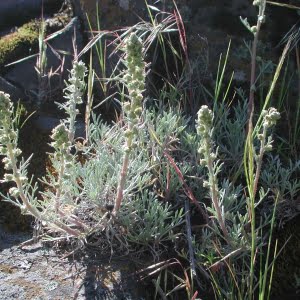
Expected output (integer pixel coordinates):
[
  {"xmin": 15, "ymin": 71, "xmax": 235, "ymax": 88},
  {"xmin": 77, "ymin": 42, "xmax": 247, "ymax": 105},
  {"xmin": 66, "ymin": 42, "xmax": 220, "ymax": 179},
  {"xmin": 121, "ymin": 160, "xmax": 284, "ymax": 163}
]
[{"xmin": 0, "ymin": 227, "xmax": 144, "ymax": 300}]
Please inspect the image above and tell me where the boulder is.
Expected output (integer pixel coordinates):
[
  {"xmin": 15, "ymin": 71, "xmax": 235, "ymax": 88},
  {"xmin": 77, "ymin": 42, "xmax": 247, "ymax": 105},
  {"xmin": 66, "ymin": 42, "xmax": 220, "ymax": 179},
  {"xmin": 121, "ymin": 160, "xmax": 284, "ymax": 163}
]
[
  {"xmin": 4, "ymin": 17, "xmax": 84, "ymax": 109},
  {"xmin": 70, "ymin": 0, "xmax": 254, "ymax": 75},
  {"xmin": 71, "ymin": 0, "xmax": 299, "ymax": 88},
  {"xmin": 0, "ymin": 0, "xmax": 64, "ymax": 30},
  {"xmin": 0, "ymin": 76, "xmax": 26, "ymax": 103}
]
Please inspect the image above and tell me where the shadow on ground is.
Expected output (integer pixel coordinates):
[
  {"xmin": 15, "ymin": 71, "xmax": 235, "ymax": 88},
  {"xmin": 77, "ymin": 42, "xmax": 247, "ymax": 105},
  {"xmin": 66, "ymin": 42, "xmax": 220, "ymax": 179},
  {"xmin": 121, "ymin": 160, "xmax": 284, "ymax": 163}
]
[{"xmin": 0, "ymin": 228, "xmax": 146, "ymax": 299}]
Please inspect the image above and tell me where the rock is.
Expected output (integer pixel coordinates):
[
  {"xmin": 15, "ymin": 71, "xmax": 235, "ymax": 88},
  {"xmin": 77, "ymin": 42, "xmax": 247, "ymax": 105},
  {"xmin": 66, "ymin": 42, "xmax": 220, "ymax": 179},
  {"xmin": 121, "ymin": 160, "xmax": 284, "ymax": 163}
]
[
  {"xmin": 72, "ymin": 0, "xmax": 298, "ymax": 88},
  {"xmin": 0, "ymin": 76, "xmax": 26, "ymax": 103},
  {"xmin": 72, "ymin": 0, "xmax": 146, "ymax": 30},
  {"xmin": 0, "ymin": 0, "xmax": 64, "ymax": 30},
  {"xmin": 33, "ymin": 114, "xmax": 86, "ymax": 138},
  {"xmin": 70, "ymin": 0, "xmax": 256, "ymax": 103},
  {"xmin": 3, "ymin": 16, "xmax": 84, "ymax": 109},
  {"xmin": 0, "ymin": 20, "xmax": 40, "ymax": 70},
  {"xmin": 44, "ymin": 16, "xmax": 84, "ymax": 93},
  {"xmin": 0, "ymin": 240, "xmax": 145, "ymax": 299}
]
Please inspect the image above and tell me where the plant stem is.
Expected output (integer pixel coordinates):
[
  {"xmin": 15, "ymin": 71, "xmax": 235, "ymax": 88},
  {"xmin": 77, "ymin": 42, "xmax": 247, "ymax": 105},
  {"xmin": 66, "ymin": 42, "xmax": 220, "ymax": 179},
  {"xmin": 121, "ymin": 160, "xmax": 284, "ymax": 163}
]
[
  {"xmin": 248, "ymin": 24, "xmax": 261, "ymax": 135},
  {"xmin": 247, "ymin": 3, "xmax": 266, "ymax": 296},
  {"xmin": 7, "ymin": 142, "xmax": 41, "ymax": 220},
  {"xmin": 7, "ymin": 135, "xmax": 81, "ymax": 237},
  {"xmin": 248, "ymin": 0, "xmax": 267, "ymax": 134},
  {"xmin": 114, "ymin": 124, "xmax": 133, "ymax": 213},
  {"xmin": 54, "ymin": 156, "xmax": 65, "ymax": 213},
  {"xmin": 7, "ymin": 143, "xmax": 81, "ymax": 237},
  {"xmin": 204, "ymin": 136, "xmax": 230, "ymax": 242},
  {"xmin": 185, "ymin": 199, "xmax": 197, "ymax": 279},
  {"xmin": 253, "ymin": 127, "xmax": 267, "ymax": 198}
]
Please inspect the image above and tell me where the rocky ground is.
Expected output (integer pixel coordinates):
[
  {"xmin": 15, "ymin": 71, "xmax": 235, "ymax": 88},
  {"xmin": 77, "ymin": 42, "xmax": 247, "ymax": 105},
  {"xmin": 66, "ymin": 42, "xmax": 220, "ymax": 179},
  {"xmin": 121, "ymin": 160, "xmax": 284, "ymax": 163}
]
[{"xmin": 0, "ymin": 226, "xmax": 144, "ymax": 300}]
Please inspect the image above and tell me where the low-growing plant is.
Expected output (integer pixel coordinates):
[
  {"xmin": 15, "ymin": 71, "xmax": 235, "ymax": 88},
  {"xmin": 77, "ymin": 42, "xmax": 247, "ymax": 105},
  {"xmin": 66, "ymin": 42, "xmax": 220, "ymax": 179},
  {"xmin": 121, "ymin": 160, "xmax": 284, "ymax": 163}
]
[
  {"xmin": 1, "ymin": 2, "xmax": 300, "ymax": 299},
  {"xmin": 0, "ymin": 33, "xmax": 184, "ymax": 254}
]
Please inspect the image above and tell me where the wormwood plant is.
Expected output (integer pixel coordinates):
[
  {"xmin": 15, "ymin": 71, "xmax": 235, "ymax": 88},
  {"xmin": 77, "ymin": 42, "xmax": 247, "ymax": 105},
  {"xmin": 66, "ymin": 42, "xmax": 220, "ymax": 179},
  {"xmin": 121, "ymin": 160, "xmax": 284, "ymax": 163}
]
[
  {"xmin": 0, "ymin": 33, "xmax": 183, "ymax": 254},
  {"xmin": 1, "ymin": 4, "xmax": 299, "ymax": 297},
  {"xmin": 114, "ymin": 33, "xmax": 146, "ymax": 214},
  {"xmin": 240, "ymin": 0, "xmax": 266, "ymax": 128},
  {"xmin": 0, "ymin": 91, "xmax": 81, "ymax": 236},
  {"xmin": 190, "ymin": 103, "xmax": 281, "ymax": 299},
  {"xmin": 196, "ymin": 105, "xmax": 230, "ymax": 242}
]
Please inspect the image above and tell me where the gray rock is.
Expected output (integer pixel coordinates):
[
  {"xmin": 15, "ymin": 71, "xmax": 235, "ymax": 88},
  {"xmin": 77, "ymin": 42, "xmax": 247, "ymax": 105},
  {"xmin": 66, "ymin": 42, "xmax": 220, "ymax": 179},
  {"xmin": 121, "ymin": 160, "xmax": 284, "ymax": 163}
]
[
  {"xmin": 0, "ymin": 239, "xmax": 145, "ymax": 299},
  {"xmin": 0, "ymin": 76, "xmax": 26, "ymax": 103},
  {"xmin": 0, "ymin": 0, "xmax": 64, "ymax": 30},
  {"xmin": 71, "ymin": 0, "xmax": 298, "ymax": 92},
  {"xmin": 4, "ymin": 17, "xmax": 84, "ymax": 107},
  {"xmin": 33, "ymin": 114, "xmax": 86, "ymax": 138}
]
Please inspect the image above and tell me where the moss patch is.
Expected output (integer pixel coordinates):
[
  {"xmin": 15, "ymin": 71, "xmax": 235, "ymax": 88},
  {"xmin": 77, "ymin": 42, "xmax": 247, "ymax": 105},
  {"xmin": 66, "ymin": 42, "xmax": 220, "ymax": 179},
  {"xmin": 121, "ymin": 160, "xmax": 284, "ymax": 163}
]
[{"xmin": 0, "ymin": 20, "xmax": 40, "ymax": 71}]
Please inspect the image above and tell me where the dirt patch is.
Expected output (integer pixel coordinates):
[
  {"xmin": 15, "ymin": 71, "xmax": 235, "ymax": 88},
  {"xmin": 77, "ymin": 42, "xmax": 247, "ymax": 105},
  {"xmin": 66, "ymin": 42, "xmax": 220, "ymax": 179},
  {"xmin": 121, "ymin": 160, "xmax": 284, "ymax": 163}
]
[{"xmin": 0, "ymin": 229, "xmax": 145, "ymax": 300}]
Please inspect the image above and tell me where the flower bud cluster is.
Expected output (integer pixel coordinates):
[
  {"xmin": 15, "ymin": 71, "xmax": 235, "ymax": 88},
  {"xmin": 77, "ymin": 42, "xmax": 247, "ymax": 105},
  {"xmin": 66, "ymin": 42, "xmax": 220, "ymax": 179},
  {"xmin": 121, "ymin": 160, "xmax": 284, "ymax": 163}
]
[
  {"xmin": 0, "ymin": 92, "xmax": 17, "ymax": 154},
  {"xmin": 65, "ymin": 61, "xmax": 87, "ymax": 106},
  {"xmin": 196, "ymin": 105, "xmax": 229, "ymax": 240},
  {"xmin": 0, "ymin": 92, "xmax": 13, "ymax": 115},
  {"xmin": 50, "ymin": 123, "xmax": 72, "ymax": 161},
  {"xmin": 196, "ymin": 105, "xmax": 213, "ymax": 137},
  {"xmin": 0, "ymin": 92, "xmax": 23, "ymax": 181},
  {"xmin": 250, "ymin": 26, "xmax": 258, "ymax": 34},
  {"xmin": 253, "ymin": 0, "xmax": 261, "ymax": 6},
  {"xmin": 123, "ymin": 33, "xmax": 145, "ymax": 146},
  {"xmin": 254, "ymin": 0, "xmax": 266, "ymax": 24},
  {"xmin": 240, "ymin": 0, "xmax": 266, "ymax": 36},
  {"xmin": 63, "ymin": 61, "xmax": 87, "ymax": 142},
  {"xmin": 196, "ymin": 106, "xmax": 220, "ymax": 186},
  {"xmin": 262, "ymin": 107, "xmax": 280, "ymax": 129},
  {"xmin": 257, "ymin": 107, "xmax": 280, "ymax": 153},
  {"xmin": 196, "ymin": 106, "xmax": 216, "ymax": 168}
]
